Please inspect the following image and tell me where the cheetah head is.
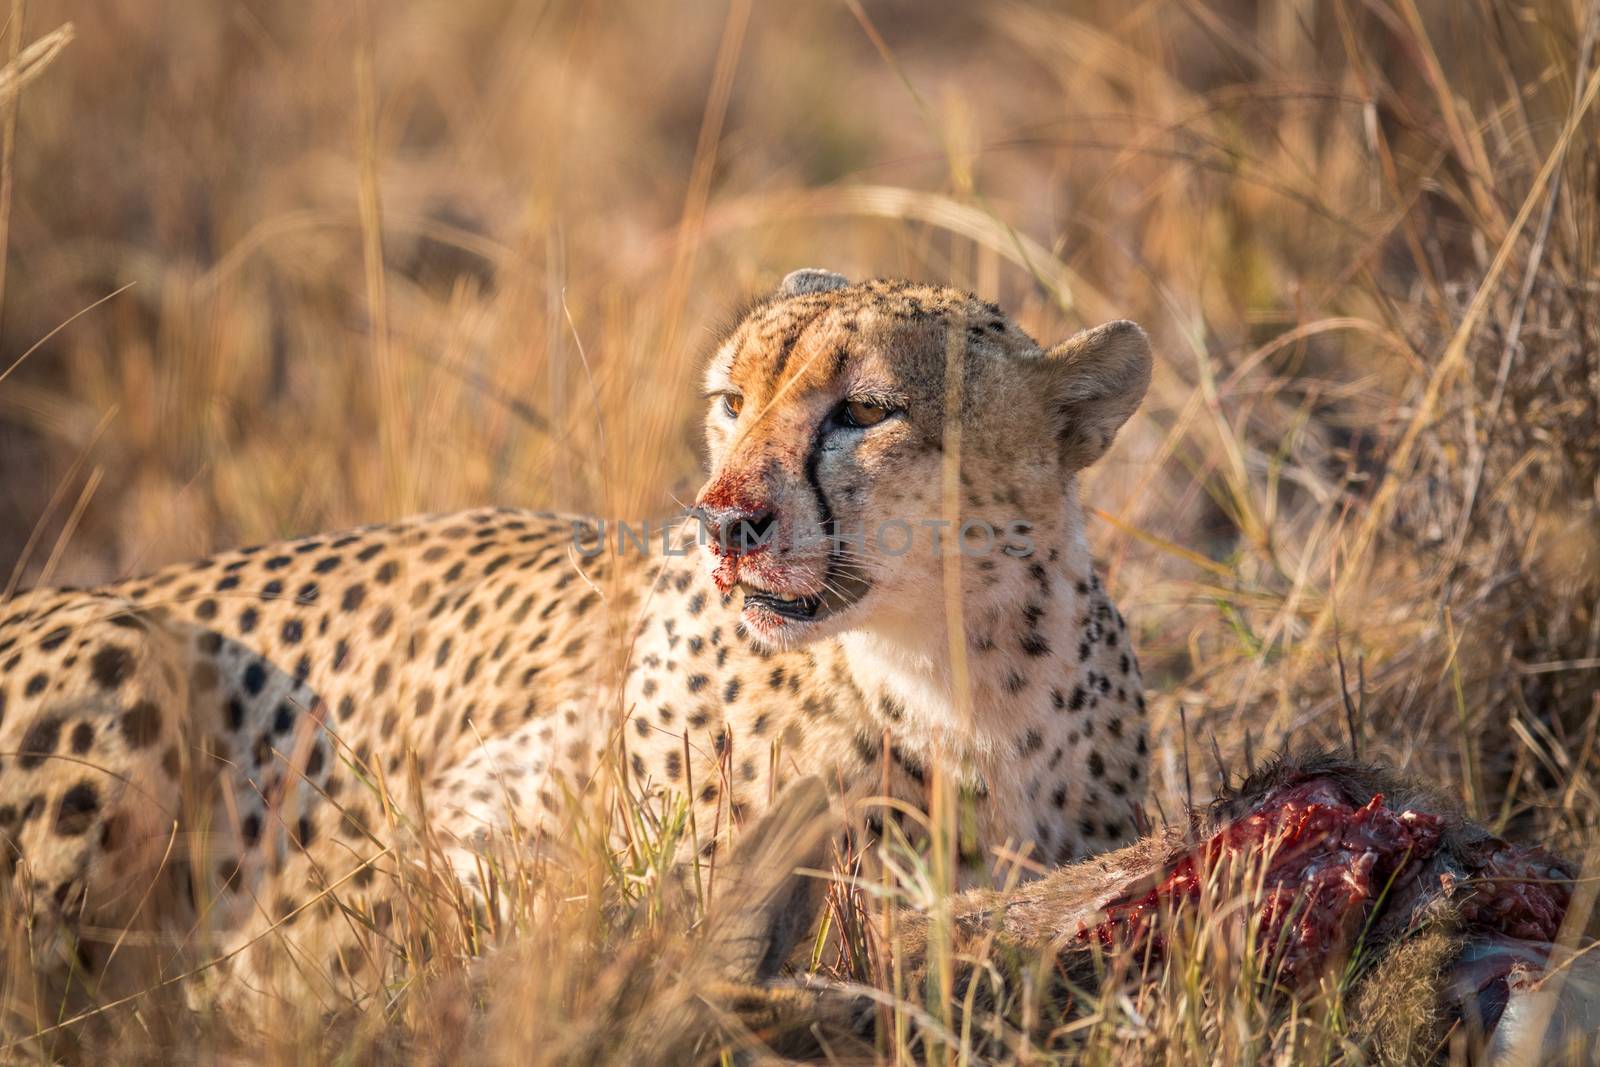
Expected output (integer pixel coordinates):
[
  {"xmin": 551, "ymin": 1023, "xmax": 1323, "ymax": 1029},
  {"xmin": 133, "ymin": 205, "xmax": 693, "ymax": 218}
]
[{"xmin": 694, "ymin": 270, "xmax": 1151, "ymax": 650}]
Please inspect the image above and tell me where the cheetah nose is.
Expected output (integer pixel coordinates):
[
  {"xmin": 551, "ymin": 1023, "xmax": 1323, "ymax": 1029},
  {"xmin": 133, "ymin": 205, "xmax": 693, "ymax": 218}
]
[{"xmin": 697, "ymin": 504, "xmax": 777, "ymax": 558}]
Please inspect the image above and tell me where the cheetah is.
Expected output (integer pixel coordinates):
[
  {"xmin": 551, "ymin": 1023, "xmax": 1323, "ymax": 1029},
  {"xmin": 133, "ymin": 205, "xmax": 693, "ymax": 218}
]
[{"xmin": 0, "ymin": 270, "xmax": 1151, "ymax": 1019}]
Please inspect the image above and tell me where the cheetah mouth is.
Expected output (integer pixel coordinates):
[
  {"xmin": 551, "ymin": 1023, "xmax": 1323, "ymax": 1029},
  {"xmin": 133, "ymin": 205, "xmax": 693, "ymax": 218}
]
[
  {"xmin": 741, "ymin": 587, "xmax": 824, "ymax": 621},
  {"xmin": 736, "ymin": 556, "xmax": 871, "ymax": 633}
]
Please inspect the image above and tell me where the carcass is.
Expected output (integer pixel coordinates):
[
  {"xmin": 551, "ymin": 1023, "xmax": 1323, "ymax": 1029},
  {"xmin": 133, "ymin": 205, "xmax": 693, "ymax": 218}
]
[{"xmin": 688, "ymin": 751, "xmax": 1597, "ymax": 1064}]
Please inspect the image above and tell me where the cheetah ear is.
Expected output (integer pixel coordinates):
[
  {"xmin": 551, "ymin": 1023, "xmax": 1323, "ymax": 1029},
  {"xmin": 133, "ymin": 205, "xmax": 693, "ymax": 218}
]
[
  {"xmin": 1041, "ymin": 320, "xmax": 1152, "ymax": 469},
  {"xmin": 778, "ymin": 268, "xmax": 849, "ymax": 297}
]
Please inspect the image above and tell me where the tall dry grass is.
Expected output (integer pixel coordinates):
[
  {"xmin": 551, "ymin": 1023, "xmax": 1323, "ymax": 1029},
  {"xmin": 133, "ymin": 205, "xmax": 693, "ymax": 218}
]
[{"xmin": 0, "ymin": 0, "xmax": 1597, "ymax": 1062}]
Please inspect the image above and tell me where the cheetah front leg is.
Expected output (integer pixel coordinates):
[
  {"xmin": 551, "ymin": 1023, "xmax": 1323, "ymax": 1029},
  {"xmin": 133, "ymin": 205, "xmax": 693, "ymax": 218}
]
[{"xmin": 418, "ymin": 700, "xmax": 611, "ymax": 930}]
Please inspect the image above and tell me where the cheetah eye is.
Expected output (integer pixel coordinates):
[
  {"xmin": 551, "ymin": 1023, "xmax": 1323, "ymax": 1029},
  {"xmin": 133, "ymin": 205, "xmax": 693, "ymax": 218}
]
[
  {"xmin": 839, "ymin": 399, "xmax": 893, "ymax": 429},
  {"xmin": 720, "ymin": 393, "xmax": 744, "ymax": 419}
]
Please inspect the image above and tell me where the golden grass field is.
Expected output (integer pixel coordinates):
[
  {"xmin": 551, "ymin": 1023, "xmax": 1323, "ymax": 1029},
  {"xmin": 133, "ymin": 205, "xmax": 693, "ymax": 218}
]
[{"xmin": 1, "ymin": 0, "xmax": 1598, "ymax": 1062}]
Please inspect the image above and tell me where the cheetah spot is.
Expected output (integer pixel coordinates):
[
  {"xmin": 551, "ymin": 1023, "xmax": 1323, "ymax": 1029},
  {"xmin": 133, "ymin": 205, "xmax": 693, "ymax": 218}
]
[
  {"xmin": 53, "ymin": 782, "xmax": 100, "ymax": 836},
  {"xmin": 121, "ymin": 701, "xmax": 163, "ymax": 748},
  {"xmin": 18, "ymin": 716, "xmax": 62, "ymax": 769}
]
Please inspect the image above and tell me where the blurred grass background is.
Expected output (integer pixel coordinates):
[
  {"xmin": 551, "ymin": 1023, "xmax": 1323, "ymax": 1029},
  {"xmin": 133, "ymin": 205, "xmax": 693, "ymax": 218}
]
[{"xmin": 1, "ymin": 0, "xmax": 1598, "ymax": 1060}]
